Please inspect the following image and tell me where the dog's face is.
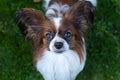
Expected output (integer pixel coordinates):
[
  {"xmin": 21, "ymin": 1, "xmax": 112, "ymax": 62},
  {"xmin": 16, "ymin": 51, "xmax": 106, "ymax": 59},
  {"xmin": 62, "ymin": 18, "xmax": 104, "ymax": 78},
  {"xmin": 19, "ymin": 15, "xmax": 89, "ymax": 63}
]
[{"xmin": 43, "ymin": 20, "xmax": 71, "ymax": 53}]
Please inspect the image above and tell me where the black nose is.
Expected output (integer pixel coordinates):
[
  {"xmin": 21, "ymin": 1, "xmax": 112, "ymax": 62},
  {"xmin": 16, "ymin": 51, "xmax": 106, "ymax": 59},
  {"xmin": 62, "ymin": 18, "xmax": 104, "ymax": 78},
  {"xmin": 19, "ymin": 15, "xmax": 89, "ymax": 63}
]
[{"xmin": 54, "ymin": 42, "xmax": 63, "ymax": 49}]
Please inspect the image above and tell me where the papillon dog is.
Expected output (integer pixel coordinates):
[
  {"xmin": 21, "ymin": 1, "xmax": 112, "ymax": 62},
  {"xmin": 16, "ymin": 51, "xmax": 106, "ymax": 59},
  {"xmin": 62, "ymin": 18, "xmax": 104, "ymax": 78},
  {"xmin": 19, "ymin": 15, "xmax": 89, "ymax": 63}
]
[{"xmin": 16, "ymin": 0, "xmax": 96, "ymax": 80}]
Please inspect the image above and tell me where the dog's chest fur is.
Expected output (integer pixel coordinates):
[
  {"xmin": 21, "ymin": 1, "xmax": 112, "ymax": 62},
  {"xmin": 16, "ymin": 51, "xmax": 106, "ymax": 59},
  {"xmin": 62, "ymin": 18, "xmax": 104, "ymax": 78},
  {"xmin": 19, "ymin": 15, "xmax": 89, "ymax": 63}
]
[{"xmin": 36, "ymin": 50, "xmax": 85, "ymax": 80}]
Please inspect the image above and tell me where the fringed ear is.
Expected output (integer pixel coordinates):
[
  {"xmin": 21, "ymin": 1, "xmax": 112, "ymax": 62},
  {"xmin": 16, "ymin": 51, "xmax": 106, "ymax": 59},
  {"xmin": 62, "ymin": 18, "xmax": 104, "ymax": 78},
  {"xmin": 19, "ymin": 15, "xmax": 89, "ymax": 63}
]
[
  {"xmin": 64, "ymin": 1, "xmax": 95, "ymax": 34},
  {"xmin": 15, "ymin": 8, "xmax": 46, "ymax": 44}
]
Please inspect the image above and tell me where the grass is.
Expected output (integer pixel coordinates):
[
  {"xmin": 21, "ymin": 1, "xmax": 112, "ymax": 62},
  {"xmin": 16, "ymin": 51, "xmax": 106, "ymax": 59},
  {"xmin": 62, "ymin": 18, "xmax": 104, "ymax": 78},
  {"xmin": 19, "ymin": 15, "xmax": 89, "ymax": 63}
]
[{"xmin": 0, "ymin": 0, "xmax": 120, "ymax": 80}]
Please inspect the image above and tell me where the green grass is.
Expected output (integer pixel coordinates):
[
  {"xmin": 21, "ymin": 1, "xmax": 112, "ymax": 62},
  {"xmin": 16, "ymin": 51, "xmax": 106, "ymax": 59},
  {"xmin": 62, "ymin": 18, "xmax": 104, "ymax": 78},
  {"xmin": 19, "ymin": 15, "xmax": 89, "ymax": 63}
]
[{"xmin": 0, "ymin": 0, "xmax": 120, "ymax": 80}]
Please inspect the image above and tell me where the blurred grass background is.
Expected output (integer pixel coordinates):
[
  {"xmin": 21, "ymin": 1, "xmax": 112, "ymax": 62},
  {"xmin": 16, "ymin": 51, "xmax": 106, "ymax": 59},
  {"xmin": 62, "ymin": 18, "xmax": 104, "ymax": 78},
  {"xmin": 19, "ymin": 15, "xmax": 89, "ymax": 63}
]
[{"xmin": 0, "ymin": 0, "xmax": 120, "ymax": 80}]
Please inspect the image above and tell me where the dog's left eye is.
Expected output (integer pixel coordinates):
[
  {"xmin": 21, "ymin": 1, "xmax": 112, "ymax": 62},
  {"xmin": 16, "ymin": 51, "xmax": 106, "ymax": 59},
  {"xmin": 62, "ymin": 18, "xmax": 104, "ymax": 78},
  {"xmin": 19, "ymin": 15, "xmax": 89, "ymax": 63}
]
[
  {"xmin": 45, "ymin": 32, "xmax": 53, "ymax": 41},
  {"xmin": 64, "ymin": 31, "xmax": 72, "ymax": 40}
]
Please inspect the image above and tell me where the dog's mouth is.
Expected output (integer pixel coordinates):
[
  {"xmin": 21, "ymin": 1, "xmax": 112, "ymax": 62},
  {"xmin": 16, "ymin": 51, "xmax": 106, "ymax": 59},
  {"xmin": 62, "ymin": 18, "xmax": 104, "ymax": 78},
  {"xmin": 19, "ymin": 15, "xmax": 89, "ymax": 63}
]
[
  {"xmin": 48, "ymin": 48, "xmax": 65, "ymax": 54},
  {"xmin": 54, "ymin": 50, "xmax": 65, "ymax": 53}
]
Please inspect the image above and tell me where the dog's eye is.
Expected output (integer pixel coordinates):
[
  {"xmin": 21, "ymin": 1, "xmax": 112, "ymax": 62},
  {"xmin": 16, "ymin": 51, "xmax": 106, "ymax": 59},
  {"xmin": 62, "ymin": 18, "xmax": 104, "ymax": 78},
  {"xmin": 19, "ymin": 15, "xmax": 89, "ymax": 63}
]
[
  {"xmin": 45, "ymin": 32, "xmax": 53, "ymax": 41},
  {"xmin": 64, "ymin": 31, "xmax": 72, "ymax": 40}
]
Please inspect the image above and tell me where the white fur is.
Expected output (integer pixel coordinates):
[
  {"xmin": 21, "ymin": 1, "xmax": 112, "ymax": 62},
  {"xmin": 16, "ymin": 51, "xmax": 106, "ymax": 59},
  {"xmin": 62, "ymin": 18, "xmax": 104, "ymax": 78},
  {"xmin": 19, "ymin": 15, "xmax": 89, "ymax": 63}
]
[
  {"xmin": 45, "ymin": 9, "xmax": 56, "ymax": 16},
  {"xmin": 53, "ymin": 17, "xmax": 62, "ymax": 31},
  {"xmin": 36, "ymin": 50, "xmax": 85, "ymax": 80},
  {"xmin": 85, "ymin": 0, "xmax": 97, "ymax": 6}
]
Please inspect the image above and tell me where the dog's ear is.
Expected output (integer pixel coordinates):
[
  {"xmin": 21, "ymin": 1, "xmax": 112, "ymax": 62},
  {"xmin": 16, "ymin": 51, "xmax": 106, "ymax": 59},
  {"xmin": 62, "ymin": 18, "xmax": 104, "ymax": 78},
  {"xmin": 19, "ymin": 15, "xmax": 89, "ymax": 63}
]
[
  {"xmin": 64, "ymin": 1, "xmax": 95, "ymax": 34},
  {"xmin": 15, "ymin": 8, "xmax": 46, "ymax": 44}
]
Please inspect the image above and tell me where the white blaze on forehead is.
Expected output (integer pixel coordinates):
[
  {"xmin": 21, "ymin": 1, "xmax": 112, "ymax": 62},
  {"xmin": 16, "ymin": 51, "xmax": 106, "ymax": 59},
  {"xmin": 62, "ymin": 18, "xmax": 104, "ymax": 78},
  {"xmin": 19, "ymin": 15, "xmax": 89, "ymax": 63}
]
[{"xmin": 53, "ymin": 17, "xmax": 62, "ymax": 31}]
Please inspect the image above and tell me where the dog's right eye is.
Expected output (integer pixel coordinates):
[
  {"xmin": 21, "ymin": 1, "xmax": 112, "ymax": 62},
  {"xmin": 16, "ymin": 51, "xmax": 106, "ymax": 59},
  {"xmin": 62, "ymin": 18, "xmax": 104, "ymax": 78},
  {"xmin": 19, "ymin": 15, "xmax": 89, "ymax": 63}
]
[{"xmin": 45, "ymin": 32, "xmax": 53, "ymax": 41}]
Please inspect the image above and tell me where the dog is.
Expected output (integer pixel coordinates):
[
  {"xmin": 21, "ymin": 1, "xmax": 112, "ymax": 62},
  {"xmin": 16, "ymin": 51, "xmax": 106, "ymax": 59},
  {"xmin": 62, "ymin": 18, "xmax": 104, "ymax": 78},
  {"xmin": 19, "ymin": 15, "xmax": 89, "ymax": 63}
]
[{"xmin": 15, "ymin": 0, "xmax": 96, "ymax": 80}]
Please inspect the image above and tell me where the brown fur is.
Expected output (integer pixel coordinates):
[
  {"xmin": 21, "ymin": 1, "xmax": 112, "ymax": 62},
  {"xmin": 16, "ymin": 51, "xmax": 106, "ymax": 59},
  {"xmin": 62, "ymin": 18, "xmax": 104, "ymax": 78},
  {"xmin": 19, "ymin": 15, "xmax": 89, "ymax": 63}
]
[{"xmin": 16, "ymin": 8, "xmax": 46, "ymax": 46}]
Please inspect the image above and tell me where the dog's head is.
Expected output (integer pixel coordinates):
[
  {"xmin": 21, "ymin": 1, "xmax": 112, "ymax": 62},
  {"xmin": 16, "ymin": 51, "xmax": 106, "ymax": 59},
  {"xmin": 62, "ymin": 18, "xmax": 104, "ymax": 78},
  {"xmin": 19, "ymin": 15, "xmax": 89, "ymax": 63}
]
[{"xmin": 15, "ymin": 1, "xmax": 95, "ymax": 61}]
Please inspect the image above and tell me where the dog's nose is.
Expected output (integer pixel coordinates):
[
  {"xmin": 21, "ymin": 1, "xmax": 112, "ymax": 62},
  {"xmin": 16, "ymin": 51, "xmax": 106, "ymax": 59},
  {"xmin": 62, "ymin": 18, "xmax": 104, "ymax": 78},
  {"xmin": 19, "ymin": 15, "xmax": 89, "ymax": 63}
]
[{"xmin": 54, "ymin": 42, "xmax": 63, "ymax": 49}]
